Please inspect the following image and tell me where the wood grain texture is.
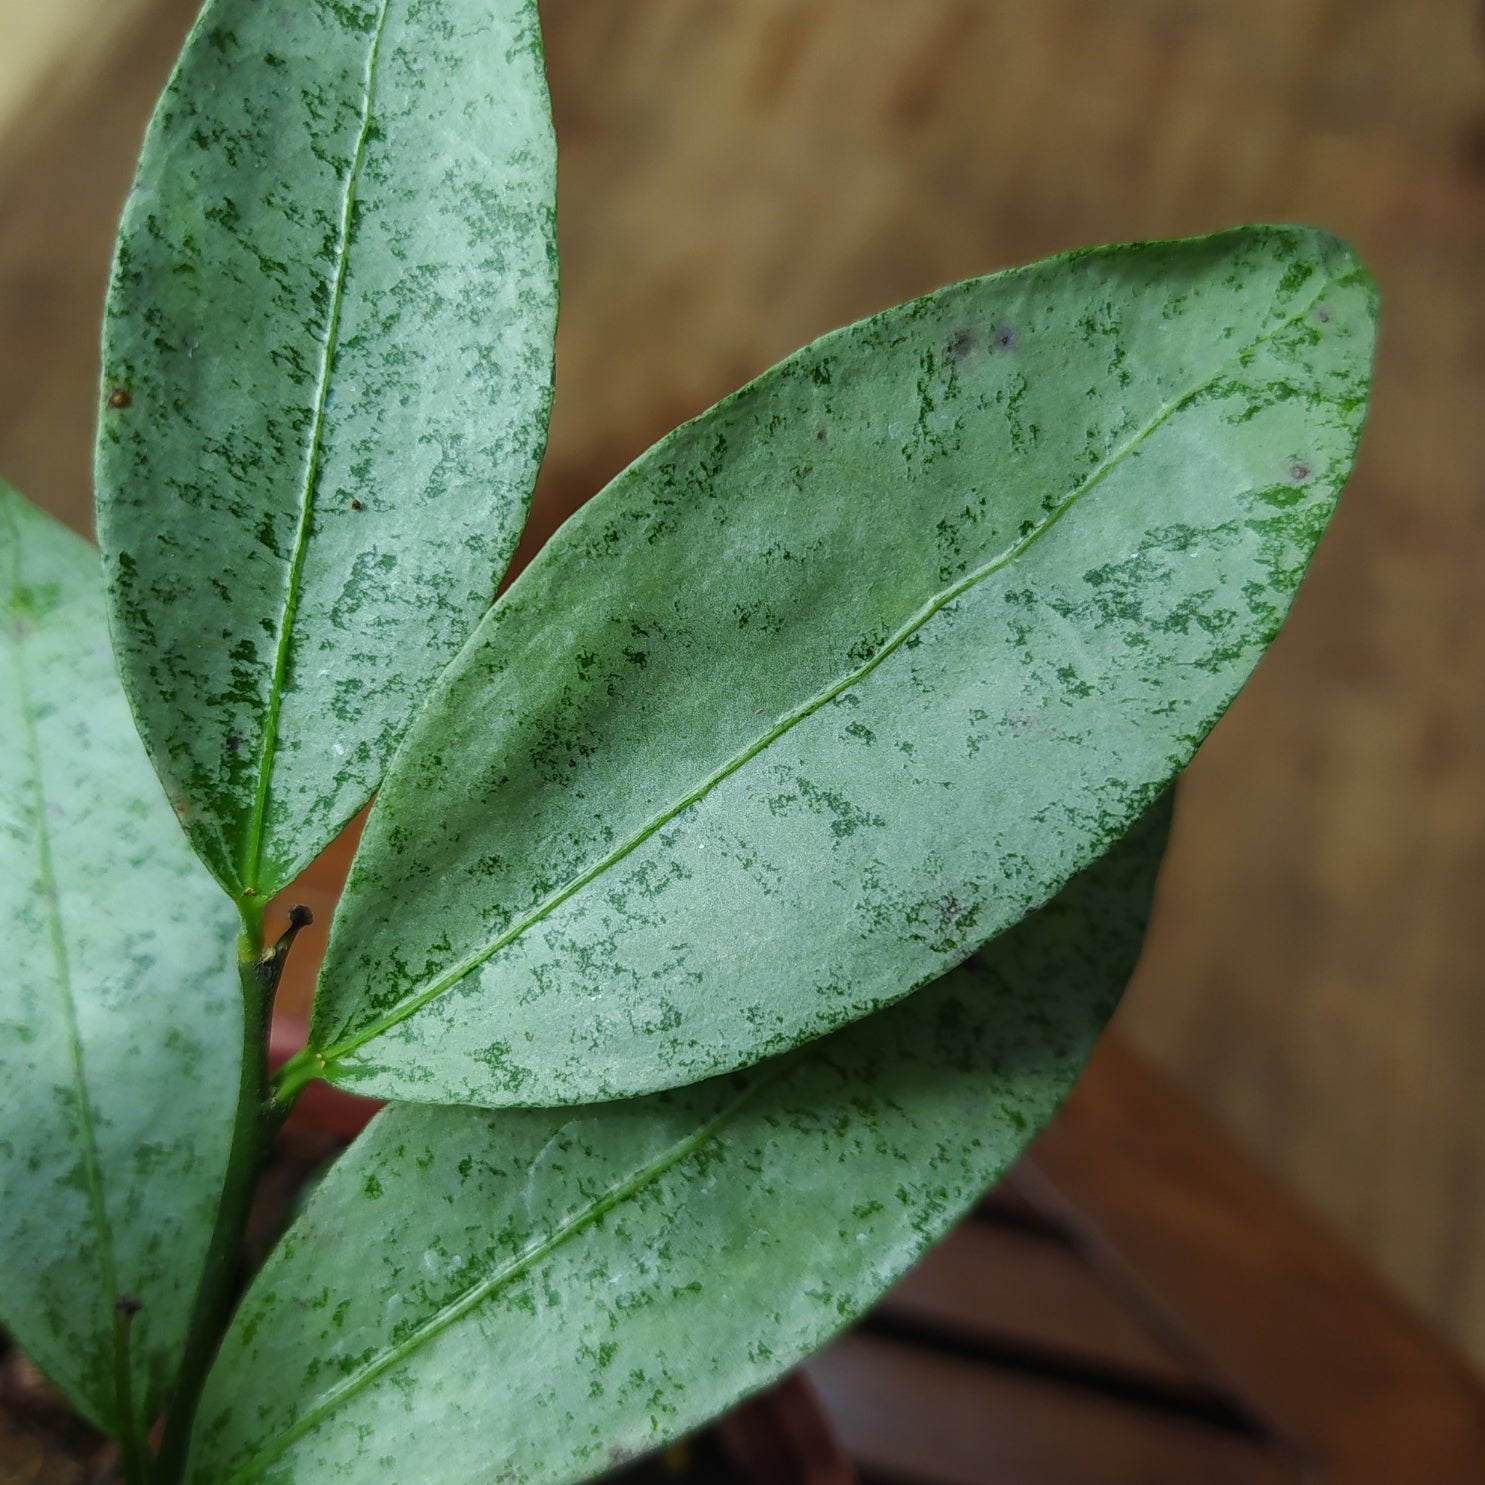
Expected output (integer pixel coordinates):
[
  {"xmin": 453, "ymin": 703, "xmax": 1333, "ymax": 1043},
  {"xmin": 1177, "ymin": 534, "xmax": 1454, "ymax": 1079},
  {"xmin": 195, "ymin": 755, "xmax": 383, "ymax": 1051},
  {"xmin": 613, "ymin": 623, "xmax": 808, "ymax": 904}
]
[
  {"xmin": 0, "ymin": 0, "xmax": 159, "ymax": 151},
  {"xmin": 873, "ymin": 1214, "xmax": 1213, "ymax": 1390},
  {"xmin": 1016, "ymin": 1034, "xmax": 1485, "ymax": 1482},
  {"xmin": 806, "ymin": 1035, "xmax": 1485, "ymax": 1481},
  {"xmin": 810, "ymin": 1331, "xmax": 1294, "ymax": 1485},
  {"xmin": 2, "ymin": 0, "xmax": 1484, "ymax": 1376}
]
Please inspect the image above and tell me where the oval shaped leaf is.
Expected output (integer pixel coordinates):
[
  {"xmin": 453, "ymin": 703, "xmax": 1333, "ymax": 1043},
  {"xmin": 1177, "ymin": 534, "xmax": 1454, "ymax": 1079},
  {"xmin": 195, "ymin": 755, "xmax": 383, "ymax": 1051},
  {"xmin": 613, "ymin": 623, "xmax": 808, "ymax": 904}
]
[
  {"xmin": 96, "ymin": 0, "xmax": 557, "ymax": 899},
  {"xmin": 0, "ymin": 480, "xmax": 241, "ymax": 1435},
  {"xmin": 190, "ymin": 798, "xmax": 1168, "ymax": 1485},
  {"xmin": 306, "ymin": 225, "xmax": 1375, "ymax": 1108}
]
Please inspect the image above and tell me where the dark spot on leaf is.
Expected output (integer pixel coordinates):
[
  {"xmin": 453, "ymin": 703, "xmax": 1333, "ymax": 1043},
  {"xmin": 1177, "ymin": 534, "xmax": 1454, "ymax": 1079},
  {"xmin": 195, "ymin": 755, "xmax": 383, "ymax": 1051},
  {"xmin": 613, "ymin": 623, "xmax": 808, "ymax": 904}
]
[
  {"xmin": 944, "ymin": 327, "xmax": 977, "ymax": 360},
  {"xmin": 813, "ymin": 426, "xmax": 828, "ymax": 444},
  {"xmin": 114, "ymin": 1294, "xmax": 143, "ymax": 1318},
  {"xmin": 226, "ymin": 733, "xmax": 242, "ymax": 755},
  {"xmin": 940, "ymin": 895, "xmax": 962, "ymax": 922},
  {"xmin": 992, "ymin": 324, "xmax": 1018, "ymax": 352},
  {"xmin": 106, "ymin": 387, "xmax": 132, "ymax": 410},
  {"xmin": 349, "ymin": 499, "xmax": 363, "ymax": 510},
  {"xmin": 1313, "ymin": 304, "xmax": 1331, "ymax": 324},
  {"xmin": 1288, "ymin": 460, "xmax": 1313, "ymax": 483}
]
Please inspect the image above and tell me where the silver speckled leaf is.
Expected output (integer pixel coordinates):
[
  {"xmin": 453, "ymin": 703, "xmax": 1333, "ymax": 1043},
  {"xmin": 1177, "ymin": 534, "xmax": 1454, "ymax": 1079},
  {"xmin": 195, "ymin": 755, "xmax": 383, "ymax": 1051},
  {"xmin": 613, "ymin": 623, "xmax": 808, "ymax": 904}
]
[
  {"xmin": 189, "ymin": 797, "xmax": 1169, "ymax": 1485},
  {"xmin": 0, "ymin": 480, "xmax": 240, "ymax": 1435},
  {"xmin": 96, "ymin": 0, "xmax": 557, "ymax": 899},
  {"xmin": 304, "ymin": 226, "xmax": 1374, "ymax": 1109}
]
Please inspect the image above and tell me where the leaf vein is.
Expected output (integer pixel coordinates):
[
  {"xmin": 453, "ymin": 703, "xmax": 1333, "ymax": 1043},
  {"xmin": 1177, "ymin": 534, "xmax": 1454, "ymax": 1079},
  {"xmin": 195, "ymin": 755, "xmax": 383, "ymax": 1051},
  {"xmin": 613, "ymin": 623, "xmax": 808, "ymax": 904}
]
[{"xmin": 222, "ymin": 1072, "xmax": 780, "ymax": 1483}]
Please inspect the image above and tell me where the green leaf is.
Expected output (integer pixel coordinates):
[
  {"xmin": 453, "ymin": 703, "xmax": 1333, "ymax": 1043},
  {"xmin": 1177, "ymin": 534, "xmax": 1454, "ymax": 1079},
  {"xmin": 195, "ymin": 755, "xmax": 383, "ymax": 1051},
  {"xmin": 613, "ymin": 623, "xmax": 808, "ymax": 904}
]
[
  {"xmin": 0, "ymin": 480, "xmax": 241, "ymax": 1436},
  {"xmin": 95, "ymin": 0, "xmax": 558, "ymax": 900},
  {"xmin": 190, "ymin": 797, "xmax": 1168, "ymax": 1485},
  {"xmin": 305, "ymin": 226, "xmax": 1375, "ymax": 1109}
]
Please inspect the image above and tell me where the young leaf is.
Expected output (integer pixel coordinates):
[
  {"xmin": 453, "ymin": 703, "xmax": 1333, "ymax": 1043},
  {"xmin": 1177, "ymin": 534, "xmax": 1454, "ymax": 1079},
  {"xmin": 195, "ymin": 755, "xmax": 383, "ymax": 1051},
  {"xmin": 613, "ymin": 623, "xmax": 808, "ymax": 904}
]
[
  {"xmin": 190, "ymin": 797, "xmax": 1168, "ymax": 1485},
  {"xmin": 303, "ymin": 226, "xmax": 1375, "ymax": 1109},
  {"xmin": 0, "ymin": 480, "xmax": 241, "ymax": 1436},
  {"xmin": 95, "ymin": 0, "xmax": 558, "ymax": 900}
]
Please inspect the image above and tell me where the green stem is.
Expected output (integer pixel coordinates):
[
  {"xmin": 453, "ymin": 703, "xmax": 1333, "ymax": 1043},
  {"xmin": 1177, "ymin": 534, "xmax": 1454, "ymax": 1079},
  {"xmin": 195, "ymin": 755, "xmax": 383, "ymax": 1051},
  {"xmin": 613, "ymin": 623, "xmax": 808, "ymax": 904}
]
[
  {"xmin": 112, "ymin": 1298, "xmax": 149, "ymax": 1485},
  {"xmin": 153, "ymin": 900, "xmax": 307, "ymax": 1485},
  {"xmin": 271, "ymin": 1044, "xmax": 327, "ymax": 1106}
]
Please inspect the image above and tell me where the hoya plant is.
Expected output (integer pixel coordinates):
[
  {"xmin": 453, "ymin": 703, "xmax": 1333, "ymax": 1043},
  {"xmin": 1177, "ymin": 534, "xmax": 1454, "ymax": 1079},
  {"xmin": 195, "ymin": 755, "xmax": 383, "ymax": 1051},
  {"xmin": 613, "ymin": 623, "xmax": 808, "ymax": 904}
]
[{"xmin": 0, "ymin": 1, "xmax": 1375, "ymax": 1481}]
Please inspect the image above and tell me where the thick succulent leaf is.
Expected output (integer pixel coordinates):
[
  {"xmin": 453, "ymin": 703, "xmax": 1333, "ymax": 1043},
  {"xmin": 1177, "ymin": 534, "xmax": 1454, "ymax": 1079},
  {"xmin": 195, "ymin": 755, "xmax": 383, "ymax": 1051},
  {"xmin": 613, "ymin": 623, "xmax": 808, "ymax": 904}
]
[
  {"xmin": 0, "ymin": 480, "xmax": 240, "ymax": 1434},
  {"xmin": 305, "ymin": 226, "xmax": 1375, "ymax": 1108},
  {"xmin": 190, "ymin": 798, "xmax": 1168, "ymax": 1485},
  {"xmin": 95, "ymin": 0, "xmax": 557, "ymax": 899}
]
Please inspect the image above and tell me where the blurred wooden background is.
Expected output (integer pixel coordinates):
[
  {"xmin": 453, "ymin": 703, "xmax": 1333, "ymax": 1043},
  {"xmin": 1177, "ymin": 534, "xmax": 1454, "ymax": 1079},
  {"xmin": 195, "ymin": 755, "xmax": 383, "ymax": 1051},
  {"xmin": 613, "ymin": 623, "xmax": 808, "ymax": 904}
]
[{"xmin": 1, "ymin": 0, "xmax": 1482, "ymax": 1377}]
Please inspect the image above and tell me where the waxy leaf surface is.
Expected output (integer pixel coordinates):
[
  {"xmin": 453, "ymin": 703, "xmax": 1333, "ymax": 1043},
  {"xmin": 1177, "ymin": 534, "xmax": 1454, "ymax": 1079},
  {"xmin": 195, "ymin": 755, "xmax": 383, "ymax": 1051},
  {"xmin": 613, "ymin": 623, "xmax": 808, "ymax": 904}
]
[
  {"xmin": 0, "ymin": 481, "xmax": 240, "ymax": 1435},
  {"xmin": 309, "ymin": 227, "xmax": 1374, "ymax": 1108},
  {"xmin": 191, "ymin": 799, "xmax": 1168, "ymax": 1485},
  {"xmin": 96, "ymin": 0, "xmax": 557, "ymax": 898}
]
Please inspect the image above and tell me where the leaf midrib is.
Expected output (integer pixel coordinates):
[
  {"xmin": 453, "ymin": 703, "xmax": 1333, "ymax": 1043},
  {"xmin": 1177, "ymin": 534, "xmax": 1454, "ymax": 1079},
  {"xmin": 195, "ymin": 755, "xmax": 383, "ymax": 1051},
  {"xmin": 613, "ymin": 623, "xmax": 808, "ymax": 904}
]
[
  {"xmin": 238, "ymin": 0, "xmax": 394, "ymax": 897},
  {"xmin": 322, "ymin": 269, "xmax": 1345, "ymax": 1061},
  {"xmin": 220, "ymin": 1070, "xmax": 781, "ymax": 1484}
]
